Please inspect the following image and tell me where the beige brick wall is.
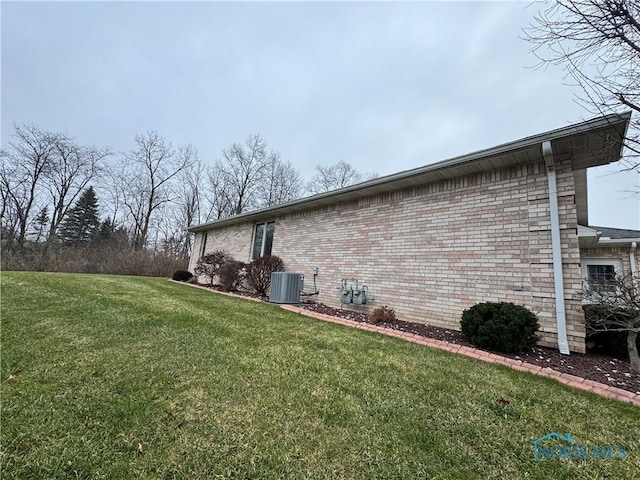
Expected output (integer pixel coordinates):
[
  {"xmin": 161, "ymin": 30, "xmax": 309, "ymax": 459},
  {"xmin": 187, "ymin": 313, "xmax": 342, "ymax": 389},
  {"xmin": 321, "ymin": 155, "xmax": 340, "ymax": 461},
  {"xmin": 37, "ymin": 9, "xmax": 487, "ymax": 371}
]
[
  {"xmin": 189, "ymin": 223, "xmax": 254, "ymax": 272},
  {"xmin": 192, "ymin": 158, "xmax": 587, "ymax": 352},
  {"xmin": 581, "ymin": 245, "xmax": 639, "ymax": 275}
]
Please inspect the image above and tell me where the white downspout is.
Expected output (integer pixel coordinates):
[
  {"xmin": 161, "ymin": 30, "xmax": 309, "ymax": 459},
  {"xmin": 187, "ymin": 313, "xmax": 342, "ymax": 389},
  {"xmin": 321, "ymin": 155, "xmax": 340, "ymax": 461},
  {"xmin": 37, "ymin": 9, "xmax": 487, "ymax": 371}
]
[
  {"xmin": 542, "ymin": 141, "xmax": 570, "ymax": 355},
  {"xmin": 630, "ymin": 242, "xmax": 638, "ymax": 285}
]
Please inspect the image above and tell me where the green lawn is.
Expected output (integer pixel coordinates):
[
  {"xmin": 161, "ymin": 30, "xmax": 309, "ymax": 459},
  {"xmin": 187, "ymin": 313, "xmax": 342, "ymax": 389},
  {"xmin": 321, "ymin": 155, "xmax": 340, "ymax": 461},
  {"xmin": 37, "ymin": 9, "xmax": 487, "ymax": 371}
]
[{"xmin": 1, "ymin": 272, "xmax": 639, "ymax": 479}]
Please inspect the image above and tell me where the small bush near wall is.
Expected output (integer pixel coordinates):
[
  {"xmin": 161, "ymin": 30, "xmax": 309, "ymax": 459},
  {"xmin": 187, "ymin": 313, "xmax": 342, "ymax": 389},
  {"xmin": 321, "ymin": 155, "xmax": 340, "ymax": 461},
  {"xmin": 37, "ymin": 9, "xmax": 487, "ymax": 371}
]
[
  {"xmin": 219, "ymin": 260, "xmax": 246, "ymax": 292},
  {"xmin": 370, "ymin": 306, "xmax": 397, "ymax": 324},
  {"xmin": 461, "ymin": 302, "xmax": 540, "ymax": 354},
  {"xmin": 194, "ymin": 251, "xmax": 229, "ymax": 285},
  {"xmin": 172, "ymin": 270, "xmax": 193, "ymax": 282},
  {"xmin": 245, "ymin": 255, "xmax": 284, "ymax": 296},
  {"xmin": 584, "ymin": 304, "xmax": 639, "ymax": 359}
]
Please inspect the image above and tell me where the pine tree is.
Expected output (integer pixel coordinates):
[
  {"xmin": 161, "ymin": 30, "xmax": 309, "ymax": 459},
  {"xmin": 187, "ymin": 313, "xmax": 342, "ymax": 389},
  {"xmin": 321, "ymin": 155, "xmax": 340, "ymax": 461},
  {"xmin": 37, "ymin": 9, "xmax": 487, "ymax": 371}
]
[
  {"xmin": 58, "ymin": 186, "xmax": 100, "ymax": 246},
  {"xmin": 94, "ymin": 217, "xmax": 129, "ymax": 247},
  {"xmin": 31, "ymin": 206, "xmax": 50, "ymax": 242},
  {"xmin": 94, "ymin": 217, "xmax": 115, "ymax": 242}
]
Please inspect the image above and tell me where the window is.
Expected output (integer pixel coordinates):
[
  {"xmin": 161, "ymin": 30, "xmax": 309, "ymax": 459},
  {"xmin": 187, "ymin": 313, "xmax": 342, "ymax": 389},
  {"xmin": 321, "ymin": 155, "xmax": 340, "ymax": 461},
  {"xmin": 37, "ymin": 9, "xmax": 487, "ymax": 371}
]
[
  {"xmin": 580, "ymin": 258, "xmax": 622, "ymax": 293},
  {"xmin": 200, "ymin": 232, "xmax": 208, "ymax": 258},
  {"xmin": 252, "ymin": 221, "xmax": 275, "ymax": 259},
  {"xmin": 587, "ymin": 264, "xmax": 615, "ymax": 292}
]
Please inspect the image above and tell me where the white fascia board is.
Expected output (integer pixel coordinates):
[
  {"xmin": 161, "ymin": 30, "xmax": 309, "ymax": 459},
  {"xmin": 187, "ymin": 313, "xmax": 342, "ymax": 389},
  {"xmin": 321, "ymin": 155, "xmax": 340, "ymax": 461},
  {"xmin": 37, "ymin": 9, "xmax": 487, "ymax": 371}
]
[
  {"xmin": 596, "ymin": 238, "xmax": 640, "ymax": 244},
  {"xmin": 577, "ymin": 225, "xmax": 600, "ymax": 238}
]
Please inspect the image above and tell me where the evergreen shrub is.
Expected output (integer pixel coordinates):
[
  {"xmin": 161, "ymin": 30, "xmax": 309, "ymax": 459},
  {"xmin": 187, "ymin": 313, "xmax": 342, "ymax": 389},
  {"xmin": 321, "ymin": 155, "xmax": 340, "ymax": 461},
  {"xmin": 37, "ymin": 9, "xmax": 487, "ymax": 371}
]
[
  {"xmin": 461, "ymin": 302, "xmax": 539, "ymax": 353},
  {"xmin": 172, "ymin": 270, "xmax": 193, "ymax": 282}
]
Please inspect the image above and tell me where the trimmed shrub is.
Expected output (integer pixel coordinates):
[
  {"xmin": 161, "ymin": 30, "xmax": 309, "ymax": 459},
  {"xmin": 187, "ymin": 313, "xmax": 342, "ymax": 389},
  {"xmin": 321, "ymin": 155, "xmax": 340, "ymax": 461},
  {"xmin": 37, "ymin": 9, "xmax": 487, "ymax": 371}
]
[
  {"xmin": 193, "ymin": 250, "xmax": 229, "ymax": 285},
  {"xmin": 172, "ymin": 270, "xmax": 193, "ymax": 282},
  {"xmin": 370, "ymin": 306, "xmax": 397, "ymax": 324},
  {"xmin": 461, "ymin": 302, "xmax": 539, "ymax": 353},
  {"xmin": 219, "ymin": 260, "xmax": 246, "ymax": 292},
  {"xmin": 245, "ymin": 255, "xmax": 284, "ymax": 296}
]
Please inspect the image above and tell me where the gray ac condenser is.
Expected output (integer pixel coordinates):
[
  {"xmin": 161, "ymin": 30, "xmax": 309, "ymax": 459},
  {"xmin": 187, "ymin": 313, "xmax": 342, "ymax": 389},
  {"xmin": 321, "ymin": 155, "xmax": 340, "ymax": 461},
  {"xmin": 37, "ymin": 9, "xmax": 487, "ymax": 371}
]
[{"xmin": 269, "ymin": 272, "xmax": 303, "ymax": 304}]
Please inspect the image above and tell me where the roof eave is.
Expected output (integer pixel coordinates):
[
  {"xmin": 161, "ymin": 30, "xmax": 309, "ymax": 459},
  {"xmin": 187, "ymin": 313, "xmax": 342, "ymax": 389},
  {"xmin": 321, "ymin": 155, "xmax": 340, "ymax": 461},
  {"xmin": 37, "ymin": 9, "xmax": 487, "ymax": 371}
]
[
  {"xmin": 188, "ymin": 112, "xmax": 631, "ymax": 233},
  {"xmin": 596, "ymin": 238, "xmax": 640, "ymax": 245}
]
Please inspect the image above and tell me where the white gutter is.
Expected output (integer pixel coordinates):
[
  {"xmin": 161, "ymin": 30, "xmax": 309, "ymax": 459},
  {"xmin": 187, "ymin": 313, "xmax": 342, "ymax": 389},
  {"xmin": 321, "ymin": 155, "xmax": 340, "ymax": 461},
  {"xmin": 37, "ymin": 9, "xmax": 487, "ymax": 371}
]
[
  {"xmin": 542, "ymin": 140, "xmax": 570, "ymax": 355},
  {"xmin": 596, "ymin": 238, "xmax": 640, "ymax": 245},
  {"xmin": 189, "ymin": 113, "xmax": 631, "ymax": 233}
]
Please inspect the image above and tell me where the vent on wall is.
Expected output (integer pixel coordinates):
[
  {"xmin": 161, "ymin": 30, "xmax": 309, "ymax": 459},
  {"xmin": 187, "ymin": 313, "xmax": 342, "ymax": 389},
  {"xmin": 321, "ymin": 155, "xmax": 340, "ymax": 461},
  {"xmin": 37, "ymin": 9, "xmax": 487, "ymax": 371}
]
[{"xmin": 269, "ymin": 272, "xmax": 303, "ymax": 304}]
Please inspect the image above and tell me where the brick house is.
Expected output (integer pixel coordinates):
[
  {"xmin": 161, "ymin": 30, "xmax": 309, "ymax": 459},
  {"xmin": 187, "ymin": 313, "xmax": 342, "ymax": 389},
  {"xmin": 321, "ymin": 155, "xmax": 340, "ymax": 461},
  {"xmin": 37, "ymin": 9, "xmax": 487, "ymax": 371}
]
[{"xmin": 188, "ymin": 113, "xmax": 637, "ymax": 354}]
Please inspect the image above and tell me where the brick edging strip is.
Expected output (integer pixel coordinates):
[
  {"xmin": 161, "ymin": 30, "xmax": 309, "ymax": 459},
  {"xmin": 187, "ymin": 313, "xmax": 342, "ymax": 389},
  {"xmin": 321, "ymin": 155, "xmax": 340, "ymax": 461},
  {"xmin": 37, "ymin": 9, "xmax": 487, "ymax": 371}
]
[
  {"xmin": 279, "ymin": 304, "xmax": 640, "ymax": 407},
  {"xmin": 169, "ymin": 281, "xmax": 640, "ymax": 407}
]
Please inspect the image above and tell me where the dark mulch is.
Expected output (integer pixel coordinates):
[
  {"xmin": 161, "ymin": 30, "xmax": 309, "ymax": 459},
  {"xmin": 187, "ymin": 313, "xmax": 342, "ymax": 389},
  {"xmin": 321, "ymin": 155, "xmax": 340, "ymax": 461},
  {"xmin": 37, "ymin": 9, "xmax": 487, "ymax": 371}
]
[
  {"xmin": 188, "ymin": 283, "xmax": 639, "ymax": 395},
  {"xmin": 297, "ymin": 303, "xmax": 640, "ymax": 395}
]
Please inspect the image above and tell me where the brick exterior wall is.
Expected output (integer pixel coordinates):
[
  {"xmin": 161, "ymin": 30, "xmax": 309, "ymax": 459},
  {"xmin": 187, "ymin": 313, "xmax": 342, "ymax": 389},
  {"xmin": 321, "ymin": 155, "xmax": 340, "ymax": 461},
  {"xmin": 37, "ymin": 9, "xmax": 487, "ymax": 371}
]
[
  {"xmin": 581, "ymin": 245, "xmax": 639, "ymax": 275},
  {"xmin": 189, "ymin": 223, "xmax": 254, "ymax": 272},
  {"xmin": 192, "ymin": 158, "xmax": 588, "ymax": 352}
]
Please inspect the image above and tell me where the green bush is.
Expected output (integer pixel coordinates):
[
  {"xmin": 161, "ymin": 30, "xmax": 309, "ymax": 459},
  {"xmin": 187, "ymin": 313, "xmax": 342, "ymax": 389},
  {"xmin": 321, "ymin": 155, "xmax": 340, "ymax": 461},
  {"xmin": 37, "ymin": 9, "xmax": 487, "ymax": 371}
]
[
  {"xmin": 172, "ymin": 270, "xmax": 193, "ymax": 282},
  {"xmin": 461, "ymin": 302, "xmax": 539, "ymax": 353},
  {"xmin": 245, "ymin": 255, "xmax": 284, "ymax": 296}
]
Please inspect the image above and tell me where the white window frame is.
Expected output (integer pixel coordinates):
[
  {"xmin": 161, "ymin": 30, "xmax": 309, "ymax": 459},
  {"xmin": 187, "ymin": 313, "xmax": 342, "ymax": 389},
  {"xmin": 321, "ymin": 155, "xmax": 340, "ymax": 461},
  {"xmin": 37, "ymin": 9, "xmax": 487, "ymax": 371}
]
[
  {"xmin": 251, "ymin": 221, "xmax": 275, "ymax": 260},
  {"xmin": 199, "ymin": 232, "xmax": 208, "ymax": 258},
  {"xmin": 580, "ymin": 258, "xmax": 623, "ymax": 296}
]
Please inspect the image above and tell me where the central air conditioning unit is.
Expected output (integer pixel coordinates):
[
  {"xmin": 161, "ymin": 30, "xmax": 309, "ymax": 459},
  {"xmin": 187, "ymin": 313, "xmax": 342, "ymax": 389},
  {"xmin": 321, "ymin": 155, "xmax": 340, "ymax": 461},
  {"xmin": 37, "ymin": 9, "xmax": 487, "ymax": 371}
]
[{"xmin": 269, "ymin": 272, "xmax": 303, "ymax": 304}]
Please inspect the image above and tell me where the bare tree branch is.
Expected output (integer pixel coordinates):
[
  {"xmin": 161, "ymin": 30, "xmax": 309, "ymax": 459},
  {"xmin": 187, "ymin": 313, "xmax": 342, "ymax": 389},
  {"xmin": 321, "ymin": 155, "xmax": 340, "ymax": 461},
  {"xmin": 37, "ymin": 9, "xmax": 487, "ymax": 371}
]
[
  {"xmin": 305, "ymin": 160, "xmax": 377, "ymax": 195},
  {"xmin": 1, "ymin": 124, "xmax": 57, "ymax": 245},
  {"xmin": 583, "ymin": 269, "xmax": 640, "ymax": 371},
  {"xmin": 203, "ymin": 134, "xmax": 300, "ymax": 219},
  {"xmin": 44, "ymin": 135, "xmax": 109, "ymax": 241},
  {"xmin": 524, "ymin": 0, "xmax": 640, "ymax": 168},
  {"xmin": 119, "ymin": 132, "xmax": 193, "ymax": 250}
]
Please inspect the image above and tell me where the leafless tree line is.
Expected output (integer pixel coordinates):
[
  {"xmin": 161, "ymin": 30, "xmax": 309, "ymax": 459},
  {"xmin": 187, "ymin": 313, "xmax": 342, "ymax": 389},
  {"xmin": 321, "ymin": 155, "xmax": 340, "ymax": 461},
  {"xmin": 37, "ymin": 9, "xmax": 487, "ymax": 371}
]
[
  {"xmin": 0, "ymin": 125, "xmax": 109, "ymax": 247},
  {"xmin": 1, "ymin": 124, "xmax": 375, "ymax": 273}
]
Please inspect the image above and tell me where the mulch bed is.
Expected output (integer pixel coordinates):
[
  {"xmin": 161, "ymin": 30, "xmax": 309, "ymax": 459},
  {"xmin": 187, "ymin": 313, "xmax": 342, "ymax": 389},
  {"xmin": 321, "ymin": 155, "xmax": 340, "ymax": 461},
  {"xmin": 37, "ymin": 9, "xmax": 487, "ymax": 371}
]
[{"xmin": 191, "ymin": 283, "xmax": 639, "ymax": 395}]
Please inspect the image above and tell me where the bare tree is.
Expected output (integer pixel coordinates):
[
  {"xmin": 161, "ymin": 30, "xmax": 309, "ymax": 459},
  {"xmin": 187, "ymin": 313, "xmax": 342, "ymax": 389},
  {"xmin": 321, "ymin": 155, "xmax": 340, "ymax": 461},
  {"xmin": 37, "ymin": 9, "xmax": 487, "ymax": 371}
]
[
  {"xmin": 98, "ymin": 163, "xmax": 128, "ymax": 236},
  {"xmin": 524, "ymin": 0, "xmax": 640, "ymax": 168},
  {"xmin": 259, "ymin": 159, "xmax": 302, "ymax": 207},
  {"xmin": 583, "ymin": 270, "xmax": 640, "ymax": 372},
  {"xmin": 0, "ymin": 150, "xmax": 20, "ymax": 241},
  {"xmin": 203, "ymin": 166, "xmax": 234, "ymax": 221},
  {"xmin": 154, "ymin": 206, "xmax": 185, "ymax": 257},
  {"xmin": 154, "ymin": 150, "xmax": 203, "ymax": 257},
  {"xmin": 202, "ymin": 134, "xmax": 295, "ymax": 219},
  {"xmin": 180, "ymin": 154, "xmax": 205, "ymax": 225},
  {"xmin": 119, "ymin": 132, "xmax": 193, "ymax": 250},
  {"xmin": 305, "ymin": 160, "xmax": 377, "ymax": 195},
  {"xmin": 44, "ymin": 135, "xmax": 109, "ymax": 241},
  {"xmin": 218, "ymin": 134, "xmax": 278, "ymax": 215},
  {"xmin": 175, "ymin": 154, "xmax": 206, "ymax": 256},
  {"xmin": 0, "ymin": 124, "xmax": 57, "ymax": 246}
]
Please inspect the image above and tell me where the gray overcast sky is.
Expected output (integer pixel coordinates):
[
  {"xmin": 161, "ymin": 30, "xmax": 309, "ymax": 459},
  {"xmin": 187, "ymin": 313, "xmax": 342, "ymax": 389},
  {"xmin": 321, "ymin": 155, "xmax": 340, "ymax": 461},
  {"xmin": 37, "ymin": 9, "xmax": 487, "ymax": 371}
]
[{"xmin": 2, "ymin": 0, "xmax": 638, "ymax": 229}]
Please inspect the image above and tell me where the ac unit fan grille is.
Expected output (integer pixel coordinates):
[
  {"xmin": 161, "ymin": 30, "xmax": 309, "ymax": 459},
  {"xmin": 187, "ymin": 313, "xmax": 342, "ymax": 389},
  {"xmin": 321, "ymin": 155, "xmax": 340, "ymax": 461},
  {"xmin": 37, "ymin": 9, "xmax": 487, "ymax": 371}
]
[{"xmin": 269, "ymin": 272, "xmax": 303, "ymax": 304}]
